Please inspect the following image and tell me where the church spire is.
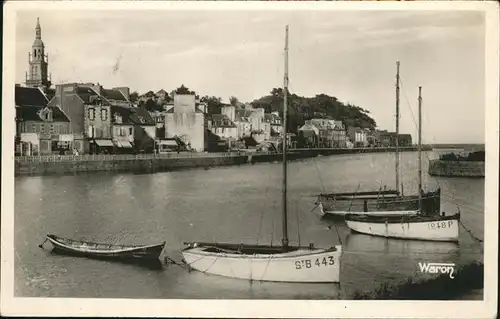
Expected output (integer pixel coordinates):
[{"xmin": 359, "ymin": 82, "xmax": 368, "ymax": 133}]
[
  {"xmin": 35, "ymin": 17, "xmax": 41, "ymax": 39},
  {"xmin": 26, "ymin": 17, "xmax": 51, "ymax": 90}
]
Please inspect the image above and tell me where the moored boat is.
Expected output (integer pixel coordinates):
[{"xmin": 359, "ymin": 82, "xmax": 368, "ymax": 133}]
[
  {"xmin": 316, "ymin": 189, "xmax": 440, "ymax": 218},
  {"xmin": 344, "ymin": 86, "xmax": 460, "ymax": 243},
  {"xmin": 42, "ymin": 234, "xmax": 166, "ymax": 262},
  {"xmin": 344, "ymin": 213, "xmax": 460, "ymax": 242},
  {"xmin": 315, "ymin": 61, "xmax": 441, "ymax": 218},
  {"xmin": 182, "ymin": 242, "xmax": 341, "ymax": 283},
  {"xmin": 181, "ymin": 26, "xmax": 342, "ymax": 283}
]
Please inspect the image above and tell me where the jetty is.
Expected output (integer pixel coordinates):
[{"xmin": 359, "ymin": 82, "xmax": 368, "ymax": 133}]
[{"xmin": 428, "ymin": 150, "xmax": 485, "ymax": 178}]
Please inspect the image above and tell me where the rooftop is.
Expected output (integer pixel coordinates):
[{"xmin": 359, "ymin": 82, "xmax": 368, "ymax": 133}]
[
  {"xmin": 211, "ymin": 114, "xmax": 237, "ymax": 128},
  {"xmin": 112, "ymin": 105, "xmax": 156, "ymax": 125},
  {"xmin": 16, "ymin": 105, "xmax": 70, "ymax": 122},
  {"xmin": 15, "ymin": 86, "xmax": 49, "ymax": 107},
  {"xmin": 102, "ymin": 88, "xmax": 128, "ymax": 102}
]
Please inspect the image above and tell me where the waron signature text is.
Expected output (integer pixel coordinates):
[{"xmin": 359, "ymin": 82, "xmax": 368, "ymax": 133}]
[{"xmin": 418, "ymin": 262, "xmax": 456, "ymax": 279}]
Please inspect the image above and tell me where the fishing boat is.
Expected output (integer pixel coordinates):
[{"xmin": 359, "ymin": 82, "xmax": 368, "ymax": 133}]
[
  {"xmin": 41, "ymin": 234, "xmax": 166, "ymax": 262},
  {"xmin": 344, "ymin": 86, "xmax": 460, "ymax": 242},
  {"xmin": 316, "ymin": 61, "xmax": 441, "ymax": 218},
  {"xmin": 344, "ymin": 213, "xmax": 460, "ymax": 242},
  {"xmin": 181, "ymin": 26, "xmax": 342, "ymax": 283}
]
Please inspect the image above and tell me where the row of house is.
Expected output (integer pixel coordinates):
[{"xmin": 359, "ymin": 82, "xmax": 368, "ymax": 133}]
[
  {"xmin": 297, "ymin": 119, "xmax": 412, "ymax": 149},
  {"xmin": 15, "ymin": 18, "xmax": 412, "ymax": 156},
  {"xmin": 15, "ymin": 84, "xmax": 159, "ymax": 156},
  {"xmin": 14, "ymin": 83, "xmax": 412, "ymax": 156}
]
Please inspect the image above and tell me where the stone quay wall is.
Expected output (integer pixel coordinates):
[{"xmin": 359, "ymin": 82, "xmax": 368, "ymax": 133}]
[{"xmin": 428, "ymin": 159, "xmax": 485, "ymax": 178}]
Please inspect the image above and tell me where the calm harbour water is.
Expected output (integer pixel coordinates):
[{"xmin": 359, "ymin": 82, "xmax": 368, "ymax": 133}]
[{"xmin": 14, "ymin": 151, "xmax": 484, "ymax": 299}]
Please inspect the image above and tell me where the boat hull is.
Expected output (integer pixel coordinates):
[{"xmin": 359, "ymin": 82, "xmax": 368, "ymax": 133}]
[
  {"xmin": 317, "ymin": 189, "xmax": 441, "ymax": 218},
  {"xmin": 181, "ymin": 244, "xmax": 342, "ymax": 283},
  {"xmin": 46, "ymin": 235, "xmax": 165, "ymax": 262},
  {"xmin": 344, "ymin": 214, "xmax": 460, "ymax": 242},
  {"xmin": 317, "ymin": 202, "xmax": 419, "ymax": 218}
]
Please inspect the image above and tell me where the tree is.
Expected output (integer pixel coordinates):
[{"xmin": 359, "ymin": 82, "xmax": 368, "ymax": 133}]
[
  {"xmin": 229, "ymin": 96, "xmax": 239, "ymax": 106},
  {"xmin": 143, "ymin": 99, "xmax": 162, "ymax": 112},
  {"xmin": 200, "ymin": 95, "xmax": 224, "ymax": 114},
  {"xmin": 130, "ymin": 91, "xmax": 139, "ymax": 102},
  {"xmin": 175, "ymin": 84, "xmax": 194, "ymax": 95},
  {"xmin": 250, "ymin": 88, "xmax": 377, "ymax": 134}
]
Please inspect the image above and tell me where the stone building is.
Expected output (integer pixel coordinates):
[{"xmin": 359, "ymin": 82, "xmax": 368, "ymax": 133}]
[
  {"xmin": 15, "ymin": 86, "xmax": 71, "ymax": 155},
  {"xmin": 164, "ymin": 93, "xmax": 208, "ymax": 152}
]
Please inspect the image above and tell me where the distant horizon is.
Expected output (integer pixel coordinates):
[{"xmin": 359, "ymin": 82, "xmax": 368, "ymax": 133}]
[{"xmin": 15, "ymin": 9, "xmax": 486, "ymax": 144}]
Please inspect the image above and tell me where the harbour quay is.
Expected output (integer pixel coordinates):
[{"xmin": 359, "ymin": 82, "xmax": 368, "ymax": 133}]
[{"xmin": 14, "ymin": 146, "xmax": 431, "ymax": 176}]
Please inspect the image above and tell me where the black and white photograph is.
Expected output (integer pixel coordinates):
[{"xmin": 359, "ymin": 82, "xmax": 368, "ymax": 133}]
[{"xmin": 2, "ymin": 1, "xmax": 498, "ymax": 318}]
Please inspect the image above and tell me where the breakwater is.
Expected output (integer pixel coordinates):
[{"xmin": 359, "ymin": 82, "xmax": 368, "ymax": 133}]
[
  {"xmin": 428, "ymin": 159, "xmax": 485, "ymax": 178},
  {"xmin": 14, "ymin": 146, "xmax": 428, "ymax": 176}
]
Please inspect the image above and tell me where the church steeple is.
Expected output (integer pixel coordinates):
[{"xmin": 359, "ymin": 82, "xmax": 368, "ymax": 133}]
[
  {"xmin": 35, "ymin": 17, "xmax": 41, "ymax": 39},
  {"xmin": 26, "ymin": 17, "xmax": 51, "ymax": 90}
]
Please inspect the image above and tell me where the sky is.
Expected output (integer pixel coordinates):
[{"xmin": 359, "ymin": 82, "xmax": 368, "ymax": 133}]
[{"xmin": 15, "ymin": 9, "xmax": 486, "ymax": 144}]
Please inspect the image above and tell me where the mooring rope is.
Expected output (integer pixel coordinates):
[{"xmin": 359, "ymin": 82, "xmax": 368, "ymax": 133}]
[
  {"xmin": 327, "ymin": 224, "xmax": 343, "ymax": 246},
  {"xmin": 201, "ymin": 256, "xmax": 219, "ymax": 274},
  {"xmin": 164, "ymin": 256, "xmax": 191, "ymax": 271},
  {"xmin": 459, "ymin": 220, "xmax": 484, "ymax": 244},
  {"xmin": 455, "ymin": 207, "xmax": 484, "ymax": 246},
  {"xmin": 38, "ymin": 238, "xmax": 48, "ymax": 249},
  {"xmin": 295, "ymin": 200, "xmax": 301, "ymax": 246},
  {"xmin": 259, "ymin": 255, "xmax": 274, "ymax": 281}
]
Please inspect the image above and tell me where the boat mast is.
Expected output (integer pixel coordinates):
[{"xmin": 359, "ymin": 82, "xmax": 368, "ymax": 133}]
[
  {"xmin": 395, "ymin": 61, "xmax": 400, "ymax": 195},
  {"xmin": 281, "ymin": 25, "xmax": 289, "ymax": 251},
  {"xmin": 418, "ymin": 86, "xmax": 423, "ymax": 212}
]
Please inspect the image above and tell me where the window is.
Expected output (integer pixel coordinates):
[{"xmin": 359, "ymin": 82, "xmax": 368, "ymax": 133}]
[
  {"xmin": 31, "ymin": 124, "xmax": 36, "ymax": 132},
  {"xmin": 40, "ymin": 125, "xmax": 45, "ymax": 133},
  {"xmin": 88, "ymin": 125, "xmax": 95, "ymax": 138},
  {"xmin": 129, "ymin": 127, "xmax": 133, "ymax": 135},
  {"xmin": 101, "ymin": 109, "xmax": 108, "ymax": 121},
  {"xmin": 88, "ymin": 108, "xmax": 96, "ymax": 121},
  {"xmin": 49, "ymin": 124, "xmax": 54, "ymax": 134}
]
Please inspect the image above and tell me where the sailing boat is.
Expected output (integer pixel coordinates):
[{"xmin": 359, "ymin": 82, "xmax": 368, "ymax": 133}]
[
  {"xmin": 315, "ymin": 61, "xmax": 441, "ymax": 218},
  {"xmin": 181, "ymin": 26, "xmax": 342, "ymax": 283},
  {"xmin": 344, "ymin": 87, "xmax": 460, "ymax": 242}
]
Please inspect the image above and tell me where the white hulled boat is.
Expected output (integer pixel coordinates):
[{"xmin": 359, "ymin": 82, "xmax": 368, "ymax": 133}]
[
  {"xmin": 316, "ymin": 62, "xmax": 441, "ymax": 218},
  {"xmin": 344, "ymin": 86, "xmax": 460, "ymax": 242},
  {"xmin": 181, "ymin": 26, "xmax": 342, "ymax": 283}
]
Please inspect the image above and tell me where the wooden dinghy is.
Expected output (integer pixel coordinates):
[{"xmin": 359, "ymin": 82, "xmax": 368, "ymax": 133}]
[
  {"xmin": 316, "ymin": 189, "xmax": 440, "ymax": 218},
  {"xmin": 42, "ymin": 234, "xmax": 166, "ymax": 262},
  {"xmin": 344, "ymin": 213, "xmax": 460, "ymax": 242},
  {"xmin": 182, "ymin": 242, "xmax": 342, "ymax": 283}
]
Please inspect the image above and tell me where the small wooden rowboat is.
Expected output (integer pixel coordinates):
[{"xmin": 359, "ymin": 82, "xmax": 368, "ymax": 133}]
[
  {"xmin": 42, "ymin": 234, "xmax": 166, "ymax": 262},
  {"xmin": 316, "ymin": 189, "xmax": 441, "ymax": 218},
  {"xmin": 344, "ymin": 213, "xmax": 460, "ymax": 242}
]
